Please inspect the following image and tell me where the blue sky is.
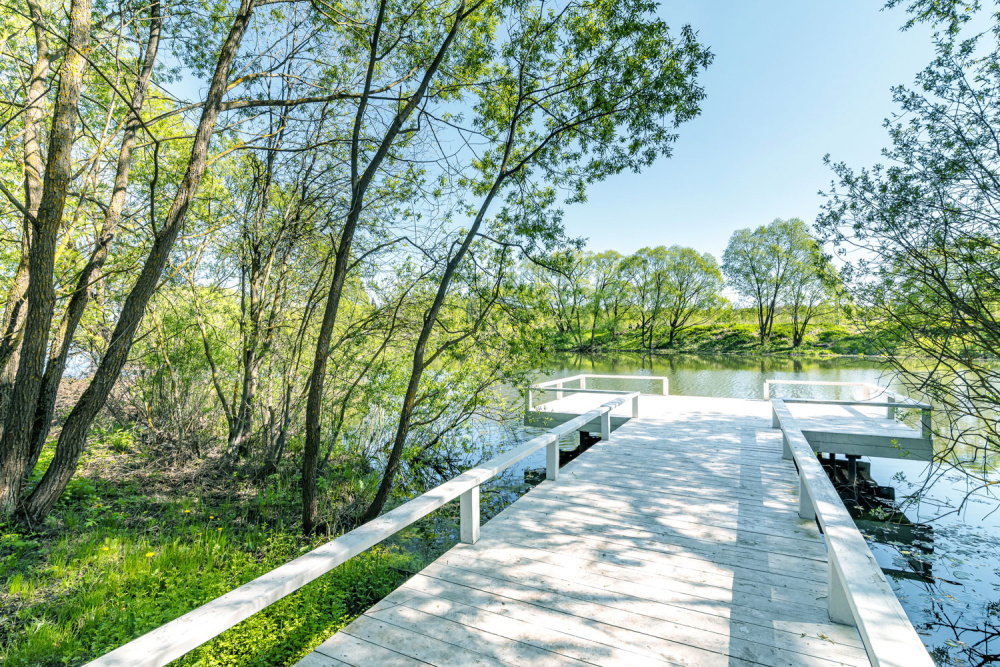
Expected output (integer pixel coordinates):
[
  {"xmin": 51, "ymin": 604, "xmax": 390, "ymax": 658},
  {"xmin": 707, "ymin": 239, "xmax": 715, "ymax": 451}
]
[{"xmin": 562, "ymin": 1, "xmax": 937, "ymax": 260}]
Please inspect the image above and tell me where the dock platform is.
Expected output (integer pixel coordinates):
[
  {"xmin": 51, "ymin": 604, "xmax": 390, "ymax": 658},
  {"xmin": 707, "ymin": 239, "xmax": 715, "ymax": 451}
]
[{"xmin": 300, "ymin": 396, "xmax": 874, "ymax": 666}]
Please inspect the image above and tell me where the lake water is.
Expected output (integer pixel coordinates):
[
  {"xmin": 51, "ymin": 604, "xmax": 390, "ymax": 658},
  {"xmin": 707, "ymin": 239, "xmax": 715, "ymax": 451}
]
[{"xmin": 522, "ymin": 353, "xmax": 1000, "ymax": 667}]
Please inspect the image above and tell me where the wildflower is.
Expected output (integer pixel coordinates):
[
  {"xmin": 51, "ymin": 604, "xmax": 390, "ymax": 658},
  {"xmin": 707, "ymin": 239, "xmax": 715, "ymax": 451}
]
[
  {"xmin": 209, "ymin": 515, "xmax": 214, "ymax": 519},
  {"xmin": 184, "ymin": 509, "xmax": 191, "ymax": 513},
  {"xmin": 145, "ymin": 552, "xmax": 155, "ymax": 558},
  {"xmin": 217, "ymin": 528, "xmax": 222, "ymax": 532}
]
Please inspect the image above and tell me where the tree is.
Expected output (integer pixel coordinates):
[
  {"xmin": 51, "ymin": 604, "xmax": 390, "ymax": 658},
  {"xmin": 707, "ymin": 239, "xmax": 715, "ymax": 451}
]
[
  {"xmin": 721, "ymin": 218, "xmax": 815, "ymax": 343},
  {"xmin": 359, "ymin": 0, "xmax": 713, "ymax": 522},
  {"xmin": 655, "ymin": 245, "xmax": 723, "ymax": 346},
  {"xmin": 818, "ymin": 0, "xmax": 1000, "ymax": 488},
  {"xmin": 786, "ymin": 245, "xmax": 834, "ymax": 347},
  {"xmin": 583, "ymin": 251, "xmax": 626, "ymax": 348}
]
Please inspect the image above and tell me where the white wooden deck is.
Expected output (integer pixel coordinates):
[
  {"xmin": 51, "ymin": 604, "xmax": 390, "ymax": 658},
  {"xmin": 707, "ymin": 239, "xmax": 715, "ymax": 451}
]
[{"xmin": 299, "ymin": 397, "xmax": 873, "ymax": 667}]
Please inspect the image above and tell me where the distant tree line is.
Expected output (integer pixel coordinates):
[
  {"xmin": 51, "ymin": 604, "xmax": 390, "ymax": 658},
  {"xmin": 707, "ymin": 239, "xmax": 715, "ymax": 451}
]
[{"xmin": 529, "ymin": 217, "xmax": 838, "ymax": 350}]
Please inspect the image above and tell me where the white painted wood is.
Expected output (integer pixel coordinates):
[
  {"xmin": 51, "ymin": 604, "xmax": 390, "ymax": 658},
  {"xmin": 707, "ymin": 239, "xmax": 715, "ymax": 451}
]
[
  {"xmin": 829, "ymin": 558, "xmax": 853, "ymax": 626},
  {"xmin": 771, "ymin": 399, "xmax": 933, "ymax": 667},
  {"xmin": 460, "ymin": 485, "xmax": 480, "ymax": 544},
  {"xmin": 601, "ymin": 411, "xmax": 611, "ymax": 440},
  {"xmin": 545, "ymin": 438, "xmax": 559, "ymax": 481},
  {"xmin": 799, "ymin": 476, "xmax": 815, "ymax": 520}
]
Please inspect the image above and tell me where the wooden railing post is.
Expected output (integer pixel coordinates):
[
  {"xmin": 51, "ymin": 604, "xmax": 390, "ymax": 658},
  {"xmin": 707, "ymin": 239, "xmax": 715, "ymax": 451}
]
[
  {"xmin": 863, "ymin": 385, "xmax": 871, "ymax": 400},
  {"xmin": 922, "ymin": 409, "xmax": 932, "ymax": 438},
  {"xmin": 782, "ymin": 431, "xmax": 792, "ymax": 460},
  {"xmin": 631, "ymin": 394, "xmax": 639, "ymax": 418},
  {"xmin": 460, "ymin": 486, "xmax": 480, "ymax": 544},
  {"xmin": 799, "ymin": 476, "xmax": 815, "ymax": 520},
  {"xmin": 546, "ymin": 438, "xmax": 559, "ymax": 481},
  {"xmin": 662, "ymin": 378, "xmax": 669, "ymax": 395},
  {"xmin": 887, "ymin": 395, "xmax": 895, "ymax": 419},
  {"xmin": 601, "ymin": 409, "xmax": 611, "ymax": 441},
  {"xmin": 580, "ymin": 376, "xmax": 586, "ymax": 390},
  {"xmin": 556, "ymin": 381, "xmax": 563, "ymax": 400},
  {"xmin": 763, "ymin": 381, "xmax": 770, "ymax": 401},
  {"xmin": 772, "ymin": 405, "xmax": 780, "ymax": 429},
  {"xmin": 828, "ymin": 558, "xmax": 853, "ymax": 625}
]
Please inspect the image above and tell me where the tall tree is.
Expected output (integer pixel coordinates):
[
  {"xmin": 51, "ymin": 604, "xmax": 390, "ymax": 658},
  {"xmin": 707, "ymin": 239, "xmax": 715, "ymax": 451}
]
[
  {"xmin": 360, "ymin": 0, "xmax": 713, "ymax": 521},
  {"xmin": 721, "ymin": 217, "xmax": 814, "ymax": 343},
  {"xmin": 655, "ymin": 245, "xmax": 723, "ymax": 347},
  {"xmin": 818, "ymin": 0, "xmax": 1000, "ymax": 483}
]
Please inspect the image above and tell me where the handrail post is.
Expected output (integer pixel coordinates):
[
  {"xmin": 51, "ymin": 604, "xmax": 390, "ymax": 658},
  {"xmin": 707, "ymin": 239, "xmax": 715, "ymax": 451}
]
[
  {"xmin": 631, "ymin": 394, "xmax": 639, "ymax": 418},
  {"xmin": 782, "ymin": 431, "xmax": 792, "ymax": 460},
  {"xmin": 546, "ymin": 436, "xmax": 559, "ymax": 481},
  {"xmin": 601, "ymin": 409, "xmax": 611, "ymax": 441},
  {"xmin": 662, "ymin": 378, "xmax": 669, "ymax": 396},
  {"xmin": 921, "ymin": 409, "xmax": 932, "ymax": 438},
  {"xmin": 799, "ymin": 476, "xmax": 815, "ymax": 520},
  {"xmin": 460, "ymin": 486, "xmax": 480, "ymax": 544},
  {"xmin": 772, "ymin": 405, "xmax": 780, "ymax": 429},
  {"xmin": 556, "ymin": 381, "xmax": 563, "ymax": 400},
  {"xmin": 828, "ymin": 558, "xmax": 854, "ymax": 625},
  {"xmin": 580, "ymin": 376, "xmax": 586, "ymax": 390},
  {"xmin": 763, "ymin": 381, "xmax": 770, "ymax": 401},
  {"xmin": 527, "ymin": 387, "xmax": 533, "ymax": 412},
  {"xmin": 863, "ymin": 385, "xmax": 871, "ymax": 400},
  {"xmin": 887, "ymin": 395, "xmax": 895, "ymax": 419}
]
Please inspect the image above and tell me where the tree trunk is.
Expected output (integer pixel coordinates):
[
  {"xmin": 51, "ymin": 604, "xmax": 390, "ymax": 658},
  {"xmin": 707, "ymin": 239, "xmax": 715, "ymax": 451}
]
[
  {"xmin": 0, "ymin": 0, "xmax": 50, "ymax": 414},
  {"xmin": 0, "ymin": 0, "xmax": 93, "ymax": 515},
  {"xmin": 25, "ymin": 0, "xmax": 162, "ymax": 478},
  {"xmin": 22, "ymin": 0, "xmax": 257, "ymax": 523},
  {"xmin": 302, "ymin": 0, "xmax": 464, "ymax": 533},
  {"xmin": 361, "ymin": 173, "xmax": 504, "ymax": 524}
]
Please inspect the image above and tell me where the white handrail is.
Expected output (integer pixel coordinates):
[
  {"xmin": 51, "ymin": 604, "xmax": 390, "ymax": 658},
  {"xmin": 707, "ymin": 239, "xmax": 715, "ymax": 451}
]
[
  {"xmin": 770, "ymin": 398, "xmax": 932, "ymax": 667},
  {"xmin": 87, "ymin": 394, "xmax": 637, "ymax": 667},
  {"xmin": 529, "ymin": 373, "xmax": 668, "ymax": 408},
  {"xmin": 763, "ymin": 379, "xmax": 933, "ymax": 435}
]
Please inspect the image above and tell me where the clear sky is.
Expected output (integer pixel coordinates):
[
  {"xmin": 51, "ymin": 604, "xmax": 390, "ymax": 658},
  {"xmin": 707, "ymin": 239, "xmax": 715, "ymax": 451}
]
[{"xmin": 562, "ymin": 1, "xmax": 937, "ymax": 260}]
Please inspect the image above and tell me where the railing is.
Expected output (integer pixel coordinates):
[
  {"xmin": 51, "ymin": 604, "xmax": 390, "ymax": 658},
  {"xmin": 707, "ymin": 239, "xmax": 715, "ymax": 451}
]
[
  {"xmin": 86, "ymin": 394, "xmax": 638, "ymax": 667},
  {"xmin": 770, "ymin": 398, "xmax": 933, "ymax": 666},
  {"xmin": 763, "ymin": 379, "xmax": 933, "ymax": 436},
  {"xmin": 529, "ymin": 373, "xmax": 668, "ymax": 409}
]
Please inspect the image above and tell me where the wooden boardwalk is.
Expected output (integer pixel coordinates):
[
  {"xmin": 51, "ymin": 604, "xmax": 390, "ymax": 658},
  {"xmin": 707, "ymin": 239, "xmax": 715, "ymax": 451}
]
[{"xmin": 299, "ymin": 397, "xmax": 873, "ymax": 667}]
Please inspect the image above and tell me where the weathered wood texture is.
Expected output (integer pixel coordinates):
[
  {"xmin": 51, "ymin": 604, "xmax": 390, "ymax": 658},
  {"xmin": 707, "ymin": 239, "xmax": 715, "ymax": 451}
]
[{"xmin": 302, "ymin": 396, "xmax": 928, "ymax": 666}]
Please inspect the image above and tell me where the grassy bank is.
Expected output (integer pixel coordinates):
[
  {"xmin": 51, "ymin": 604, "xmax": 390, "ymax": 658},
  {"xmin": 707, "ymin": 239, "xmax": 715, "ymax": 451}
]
[
  {"xmin": 549, "ymin": 323, "xmax": 887, "ymax": 357},
  {"xmin": 0, "ymin": 433, "xmax": 426, "ymax": 667}
]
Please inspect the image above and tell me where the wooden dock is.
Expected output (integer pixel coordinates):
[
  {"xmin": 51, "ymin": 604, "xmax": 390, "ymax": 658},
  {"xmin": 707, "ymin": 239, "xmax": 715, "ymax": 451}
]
[{"xmin": 299, "ymin": 395, "xmax": 889, "ymax": 667}]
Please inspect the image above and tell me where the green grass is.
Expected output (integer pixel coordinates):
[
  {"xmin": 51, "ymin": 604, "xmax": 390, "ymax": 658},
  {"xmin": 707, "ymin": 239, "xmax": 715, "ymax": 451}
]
[{"xmin": 0, "ymin": 439, "xmax": 418, "ymax": 667}]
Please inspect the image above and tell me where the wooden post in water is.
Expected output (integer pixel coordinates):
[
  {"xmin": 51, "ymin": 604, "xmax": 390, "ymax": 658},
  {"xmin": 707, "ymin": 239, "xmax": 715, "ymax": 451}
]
[{"xmin": 460, "ymin": 486, "xmax": 479, "ymax": 544}]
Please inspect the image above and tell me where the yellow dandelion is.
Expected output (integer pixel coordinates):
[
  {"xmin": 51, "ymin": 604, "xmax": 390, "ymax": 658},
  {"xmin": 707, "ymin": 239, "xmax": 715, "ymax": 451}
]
[
  {"xmin": 145, "ymin": 552, "xmax": 155, "ymax": 558},
  {"xmin": 184, "ymin": 509, "xmax": 191, "ymax": 513},
  {"xmin": 217, "ymin": 527, "xmax": 222, "ymax": 531}
]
